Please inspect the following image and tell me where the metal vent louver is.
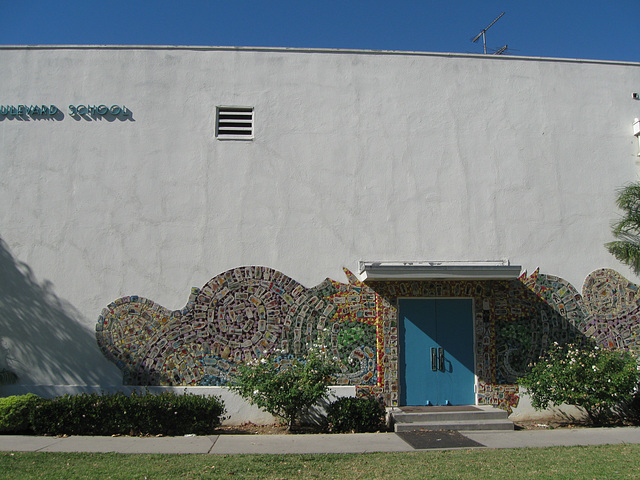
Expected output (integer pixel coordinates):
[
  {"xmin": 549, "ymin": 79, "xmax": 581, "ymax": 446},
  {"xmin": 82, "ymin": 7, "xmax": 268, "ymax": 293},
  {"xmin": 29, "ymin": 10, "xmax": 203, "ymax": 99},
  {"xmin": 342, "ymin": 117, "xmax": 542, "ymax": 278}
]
[{"xmin": 216, "ymin": 106, "xmax": 254, "ymax": 139}]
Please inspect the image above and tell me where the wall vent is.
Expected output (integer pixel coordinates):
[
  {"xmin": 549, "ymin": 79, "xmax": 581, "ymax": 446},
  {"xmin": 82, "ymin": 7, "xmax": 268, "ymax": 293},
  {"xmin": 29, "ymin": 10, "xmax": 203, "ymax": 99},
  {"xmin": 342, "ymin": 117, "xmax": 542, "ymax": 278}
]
[{"xmin": 216, "ymin": 106, "xmax": 254, "ymax": 140}]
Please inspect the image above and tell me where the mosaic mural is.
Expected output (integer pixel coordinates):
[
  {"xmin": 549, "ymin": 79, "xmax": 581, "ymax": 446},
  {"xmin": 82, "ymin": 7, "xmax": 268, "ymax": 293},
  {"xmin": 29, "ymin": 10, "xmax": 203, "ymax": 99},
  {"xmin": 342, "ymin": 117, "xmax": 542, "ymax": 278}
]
[
  {"xmin": 521, "ymin": 268, "xmax": 640, "ymax": 355},
  {"xmin": 96, "ymin": 267, "xmax": 377, "ymax": 388},
  {"xmin": 96, "ymin": 265, "xmax": 640, "ymax": 413}
]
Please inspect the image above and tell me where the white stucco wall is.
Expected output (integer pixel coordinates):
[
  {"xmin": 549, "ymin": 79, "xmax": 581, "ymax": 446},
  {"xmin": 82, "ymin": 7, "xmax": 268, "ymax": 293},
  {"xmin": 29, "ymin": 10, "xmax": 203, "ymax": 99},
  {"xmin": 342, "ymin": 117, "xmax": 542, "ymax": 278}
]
[{"xmin": 1, "ymin": 46, "xmax": 640, "ymax": 393}]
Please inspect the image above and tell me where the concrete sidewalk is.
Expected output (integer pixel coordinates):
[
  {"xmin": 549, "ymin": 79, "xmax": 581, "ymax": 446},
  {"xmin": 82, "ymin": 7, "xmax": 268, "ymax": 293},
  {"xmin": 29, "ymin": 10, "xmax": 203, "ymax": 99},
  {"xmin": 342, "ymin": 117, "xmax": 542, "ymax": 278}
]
[{"xmin": 0, "ymin": 427, "xmax": 639, "ymax": 455}]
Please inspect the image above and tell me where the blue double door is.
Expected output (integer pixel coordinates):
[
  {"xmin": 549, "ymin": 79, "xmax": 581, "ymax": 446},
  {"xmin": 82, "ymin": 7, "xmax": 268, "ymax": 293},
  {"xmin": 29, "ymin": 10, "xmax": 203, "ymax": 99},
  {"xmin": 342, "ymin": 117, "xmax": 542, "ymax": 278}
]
[{"xmin": 399, "ymin": 299, "xmax": 475, "ymax": 406}]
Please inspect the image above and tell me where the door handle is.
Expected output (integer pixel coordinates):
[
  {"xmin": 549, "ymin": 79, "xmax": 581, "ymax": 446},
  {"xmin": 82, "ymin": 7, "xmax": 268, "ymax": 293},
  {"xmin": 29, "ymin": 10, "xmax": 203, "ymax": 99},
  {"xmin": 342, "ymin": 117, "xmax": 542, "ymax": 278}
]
[
  {"xmin": 438, "ymin": 347, "xmax": 445, "ymax": 372},
  {"xmin": 431, "ymin": 347, "xmax": 437, "ymax": 371}
]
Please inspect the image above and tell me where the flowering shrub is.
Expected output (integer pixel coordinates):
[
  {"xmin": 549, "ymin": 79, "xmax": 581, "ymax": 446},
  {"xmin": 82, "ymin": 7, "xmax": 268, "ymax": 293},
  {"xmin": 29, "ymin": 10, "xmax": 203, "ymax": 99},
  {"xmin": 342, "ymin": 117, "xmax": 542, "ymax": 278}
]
[
  {"xmin": 230, "ymin": 350, "xmax": 338, "ymax": 430},
  {"xmin": 518, "ymin": 342, "xmax": 640, "ymax": 423}
]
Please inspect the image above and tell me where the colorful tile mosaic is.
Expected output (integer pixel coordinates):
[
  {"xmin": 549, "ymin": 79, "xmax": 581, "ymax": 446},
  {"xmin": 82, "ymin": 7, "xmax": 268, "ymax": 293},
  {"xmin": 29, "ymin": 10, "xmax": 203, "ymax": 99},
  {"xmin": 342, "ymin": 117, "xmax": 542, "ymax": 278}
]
[
  {"xmin": 521, "ymin": 268, "xmax": 640, "ymax": 355},
  {"xmin": 96, "ymin": 265, "xmax": 640, "ymax": 413},
  {"xmin": 96, "ymin": 267, "xmax": 377, "ymax": 387}
]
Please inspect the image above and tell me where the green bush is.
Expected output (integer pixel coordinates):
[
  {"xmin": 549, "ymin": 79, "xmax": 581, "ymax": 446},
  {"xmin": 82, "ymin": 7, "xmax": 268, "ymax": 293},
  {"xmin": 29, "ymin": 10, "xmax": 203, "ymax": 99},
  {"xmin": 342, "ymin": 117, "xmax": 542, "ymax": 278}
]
[
  {"xmin": 30, "ymin": 391, "xmax": 226, "ymax": 436},
  {"xmin": 133, "ymin": 391, "xmax": 227, "ymax": 435},
  {"xmin": 519, "ymin": 342, "xmax": 640, "ymax": 424},
  {"xmin": 618, "ymin": 390, "xmax": 640, "ymax": 425},
  {"xmin": 325, "ymin": 395, "xmax": 387, "ymax": 433},
  {"xmin": 0, "ymin": 394, "xmax": 41, "ymax": 433},
  {"xmin": 230, "ymin": 351, "xmax": 338, "ymax": 430}
]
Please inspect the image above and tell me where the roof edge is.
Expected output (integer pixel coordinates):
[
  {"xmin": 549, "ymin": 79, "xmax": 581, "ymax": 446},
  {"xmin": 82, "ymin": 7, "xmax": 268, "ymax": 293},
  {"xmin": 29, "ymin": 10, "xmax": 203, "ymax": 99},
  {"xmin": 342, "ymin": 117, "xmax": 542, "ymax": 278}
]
[{"xmin": 0, "ymin": 45, "xmax": 638, "ymax": 67}]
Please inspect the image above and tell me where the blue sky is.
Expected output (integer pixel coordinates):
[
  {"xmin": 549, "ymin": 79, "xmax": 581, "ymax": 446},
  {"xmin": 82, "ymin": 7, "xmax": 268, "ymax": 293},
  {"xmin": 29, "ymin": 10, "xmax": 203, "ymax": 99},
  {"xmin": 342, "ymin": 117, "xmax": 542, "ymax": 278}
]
[{"xmin": 1, "ymin": 1, "xmax": 638, "ymax": 62}]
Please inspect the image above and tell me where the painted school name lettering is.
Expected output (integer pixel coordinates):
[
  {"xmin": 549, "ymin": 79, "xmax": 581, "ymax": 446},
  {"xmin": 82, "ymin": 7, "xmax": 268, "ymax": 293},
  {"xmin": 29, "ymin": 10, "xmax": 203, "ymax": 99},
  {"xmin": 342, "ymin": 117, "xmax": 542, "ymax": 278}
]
[
  {"xmin": 68, "ymin": 104, "xmax": 131, "ymax": 116},
  {"xmin": 0, "ymin": 104, "xmax": 59, "ymax": 116},
  {"xmin": 0, "ymin": 104, "xmax": 131, "ymax": 117}
]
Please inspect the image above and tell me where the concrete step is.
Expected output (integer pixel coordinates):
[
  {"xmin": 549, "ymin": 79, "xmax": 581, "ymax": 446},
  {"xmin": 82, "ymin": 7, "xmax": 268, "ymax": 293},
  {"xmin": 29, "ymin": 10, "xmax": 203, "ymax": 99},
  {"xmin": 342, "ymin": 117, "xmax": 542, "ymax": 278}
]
[
  {"xmin": 394, "ymin": 419, "xmax": 515, "ymax": 432},
  {"xmin": 392, "ymin": 410, "xmax": 508, "ymax": 423},
  {"xmin": 391, "ymin": 406, "xmax": 514, "ymax": 432}
]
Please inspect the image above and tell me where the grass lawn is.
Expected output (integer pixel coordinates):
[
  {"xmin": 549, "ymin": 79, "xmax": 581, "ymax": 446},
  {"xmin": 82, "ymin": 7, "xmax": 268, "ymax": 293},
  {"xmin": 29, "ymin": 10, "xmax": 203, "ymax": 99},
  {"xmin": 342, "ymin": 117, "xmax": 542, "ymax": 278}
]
[{"xmin": 1, "ymin": 444, "xmax": 639, "ymax": 479}]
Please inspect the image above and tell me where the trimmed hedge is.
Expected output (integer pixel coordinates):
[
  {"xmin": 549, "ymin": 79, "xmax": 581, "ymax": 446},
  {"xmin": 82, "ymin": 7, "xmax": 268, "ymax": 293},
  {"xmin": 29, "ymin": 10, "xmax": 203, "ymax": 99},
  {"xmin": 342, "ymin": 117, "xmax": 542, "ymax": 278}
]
[
  {"xmin": 1, "ymin": 391, "xmax": 226, "ymax": 436},
  {"xmin": 0, "ymin": 393, "xmax": 41, "ymax": 433},
  {"xmin": 325, "ymin": 396, "xmax": 387, "ymax": 433}
]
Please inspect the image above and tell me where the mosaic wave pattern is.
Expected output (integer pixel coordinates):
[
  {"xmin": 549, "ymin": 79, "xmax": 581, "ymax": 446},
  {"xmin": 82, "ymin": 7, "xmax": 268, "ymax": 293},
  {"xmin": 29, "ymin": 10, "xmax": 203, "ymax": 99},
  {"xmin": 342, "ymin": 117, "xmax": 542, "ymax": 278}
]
[
  {"xmin": 96, "ymin": 267, "xmax": 377, "ymax": 387},
  {"xmin": 97, "ymin": 265, "xmax": 640, "ymax": 413},
  {"xmin": 521, "ymin": 268, "xmax": 640, "ymax": 355}
]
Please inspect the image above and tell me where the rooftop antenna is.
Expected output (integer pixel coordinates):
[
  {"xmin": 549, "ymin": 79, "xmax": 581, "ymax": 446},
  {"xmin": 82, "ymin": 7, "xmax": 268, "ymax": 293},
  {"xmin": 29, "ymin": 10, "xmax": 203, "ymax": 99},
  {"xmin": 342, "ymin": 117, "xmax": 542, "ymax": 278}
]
[
  {"xmin": 494, "ymin": 45, "xmax": 508, "ymax": 55},
  {"xmin": 472, "ymin": 12, "xmax": 505, "ymax": 54}
]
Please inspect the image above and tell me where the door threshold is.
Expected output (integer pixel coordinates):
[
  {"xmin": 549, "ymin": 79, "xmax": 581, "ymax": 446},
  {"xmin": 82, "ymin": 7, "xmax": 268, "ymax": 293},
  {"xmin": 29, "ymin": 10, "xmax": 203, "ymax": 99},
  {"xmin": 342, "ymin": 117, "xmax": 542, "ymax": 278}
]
[{"xmin": 399, "ymin": 405, "xmax": 480, "ymax": 413}]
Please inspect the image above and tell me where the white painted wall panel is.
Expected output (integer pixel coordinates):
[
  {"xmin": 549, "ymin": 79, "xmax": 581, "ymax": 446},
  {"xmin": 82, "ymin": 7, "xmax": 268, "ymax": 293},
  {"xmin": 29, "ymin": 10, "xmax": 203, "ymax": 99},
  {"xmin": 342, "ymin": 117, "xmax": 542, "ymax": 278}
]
[{"xmin": 1, "ymin": 47, "xmax": 639, "ymax": 387}]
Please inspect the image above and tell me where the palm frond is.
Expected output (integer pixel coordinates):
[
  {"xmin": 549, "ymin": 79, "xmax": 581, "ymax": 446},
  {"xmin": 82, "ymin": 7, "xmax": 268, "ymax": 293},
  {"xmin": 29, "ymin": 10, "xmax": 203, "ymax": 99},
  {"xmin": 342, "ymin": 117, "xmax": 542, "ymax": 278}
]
[
  {"xmin": 606, "ymin": 240, "xmax": 640, "ymax": 275},
  {"xmin": 606, "ymin": 182, "xmax": 640, "ymax": 275},
  {"xmin": 615, "ymin": 183, "xmax": 640, "ymax": 217}
]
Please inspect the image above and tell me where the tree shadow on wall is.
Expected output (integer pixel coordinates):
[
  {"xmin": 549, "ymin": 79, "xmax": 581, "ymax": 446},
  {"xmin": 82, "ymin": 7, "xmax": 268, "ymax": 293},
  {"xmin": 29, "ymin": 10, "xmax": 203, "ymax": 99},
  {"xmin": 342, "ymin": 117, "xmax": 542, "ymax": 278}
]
[
  {"xmin": 491, "ymin": 280, "xmax": 589, "ymax": 385},
  {"xmin": 0, "ymin": 237, "xmax": 116, "ymax": 394}
]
